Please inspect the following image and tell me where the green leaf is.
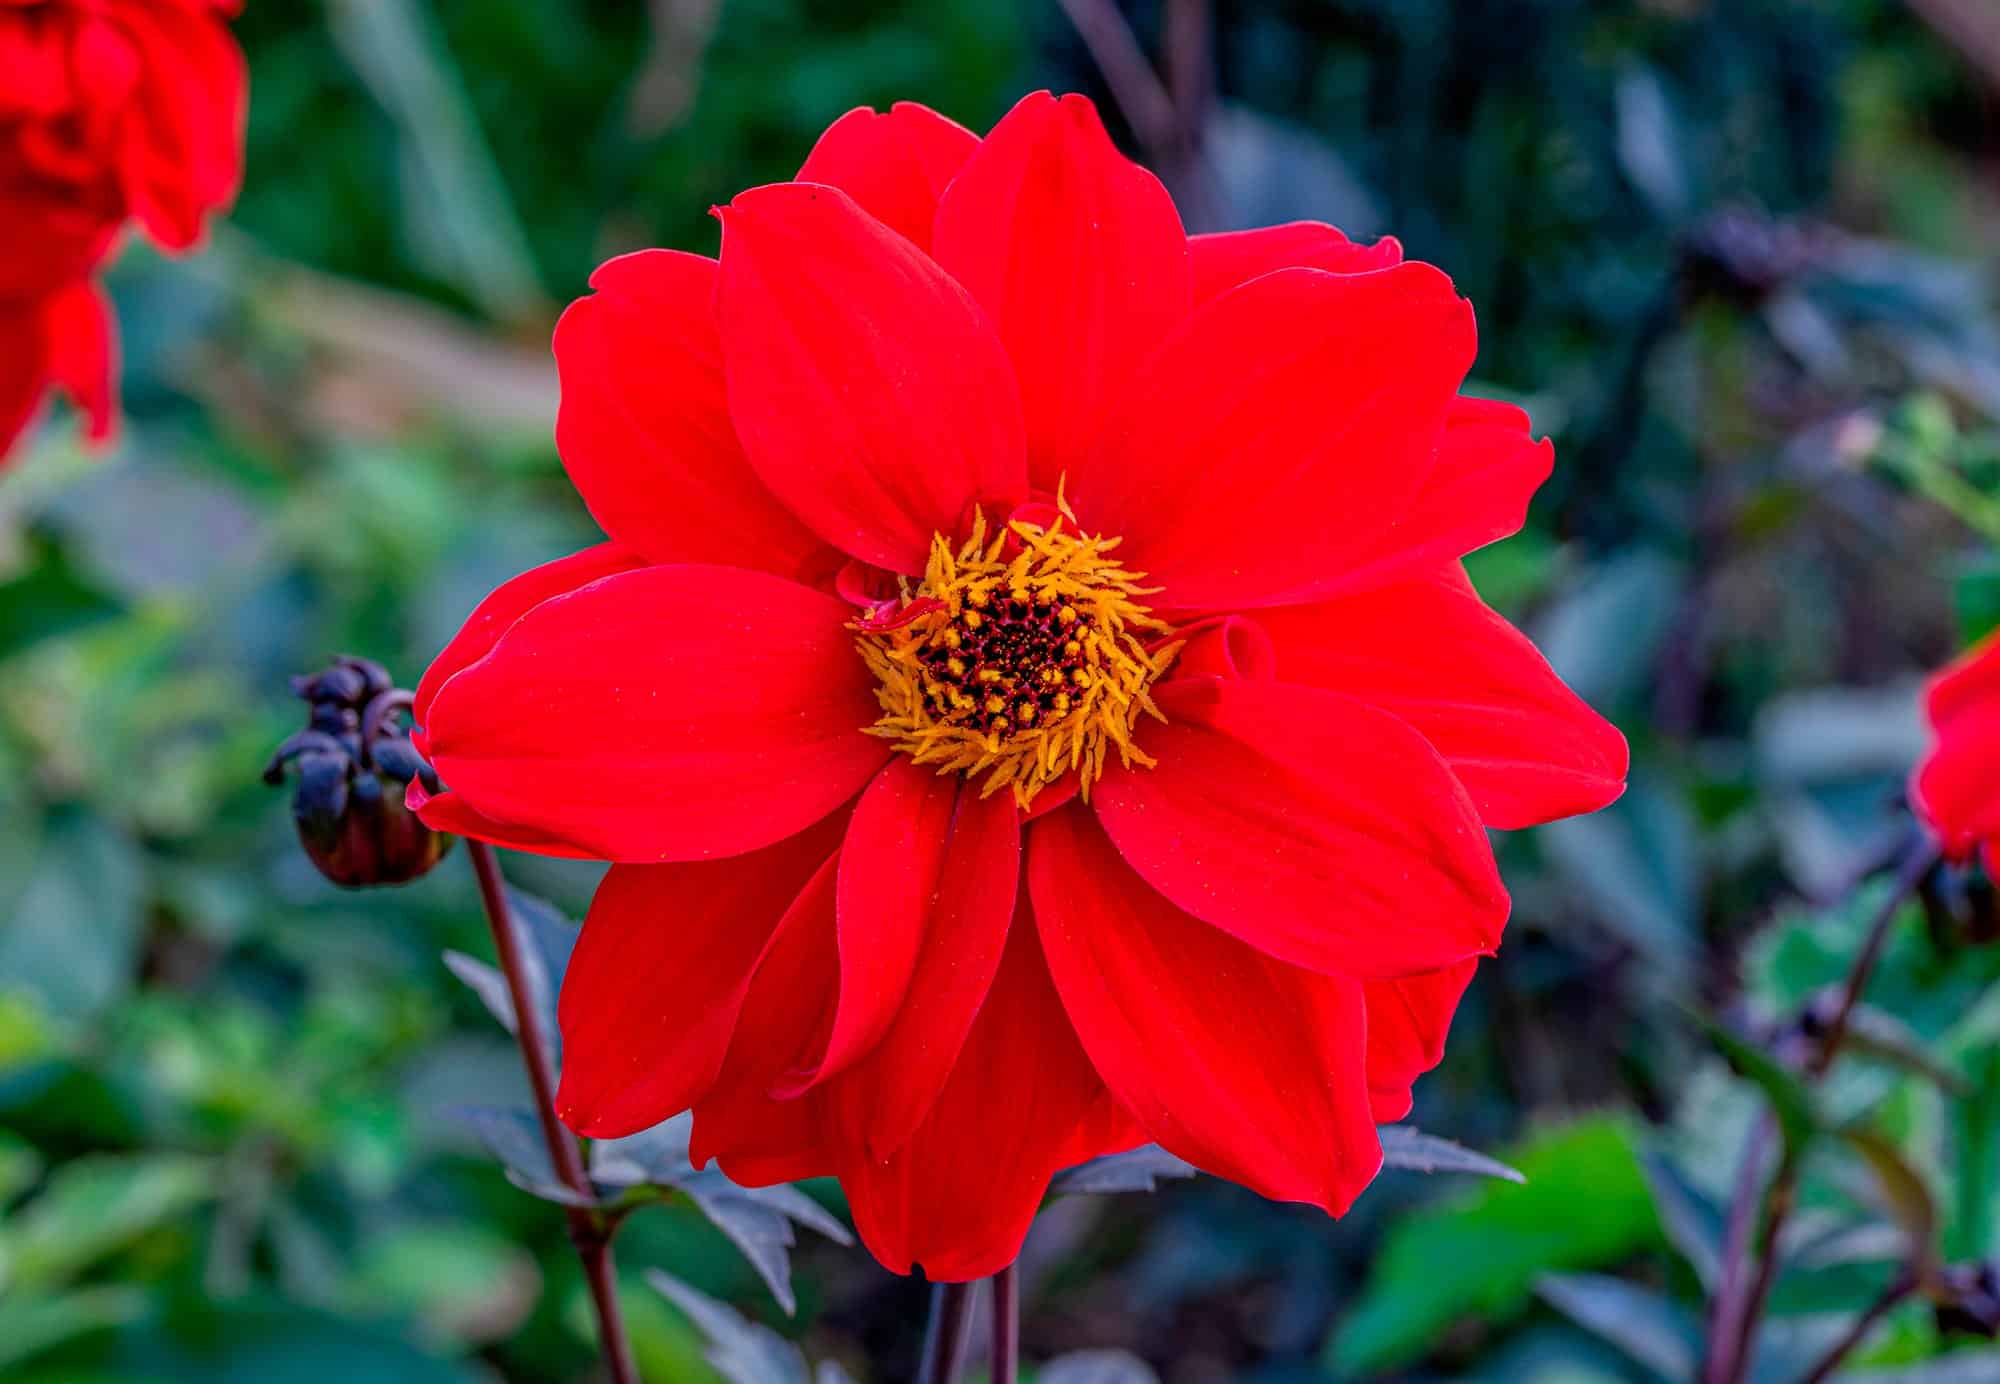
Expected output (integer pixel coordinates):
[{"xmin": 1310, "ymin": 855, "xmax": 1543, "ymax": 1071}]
[
  {"xmin": 1048, "ymin": 1144, "xmax": 1198, "ymax": 1196},
  {"xmin": 0, "ymin": 1153, "xmax": 213, "ymax": 1289},
  {"xmin": 0, "ymin": 1287, "xmax": 148, "ymax": 1371},
  {"xmin": 0, "ymin": 533, "xmax": 123, "ymax": 664},
  {"xmin": 1325, "ymin": 1116, "xmax": 1666, "ymax": 1375},
  {"xmin": 0, "ymin": 813, "xmax": 146, "ymax": 1022}
]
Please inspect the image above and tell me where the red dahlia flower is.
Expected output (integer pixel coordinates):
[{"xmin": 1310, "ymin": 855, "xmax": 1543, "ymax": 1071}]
[
  {"xmin": 410, "ymin": 92, "xmax": 1629, "ymax": 1280},
  {"xmin": 1914, "ymin": 632, "xmax": 2000, "ymax": 871},
  {"xmin": 0, "ymin": 0, "xmax": 246, "ymax": 461}
]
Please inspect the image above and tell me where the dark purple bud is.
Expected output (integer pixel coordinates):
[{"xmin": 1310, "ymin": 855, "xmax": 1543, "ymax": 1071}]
[
  {"xmin": 267, "ymin": 658, "xmax": 453, "ymax": 888},
  {"xmin": 1933, "ymin": 1263, "xmax": 2000, "ymax": 1338}
]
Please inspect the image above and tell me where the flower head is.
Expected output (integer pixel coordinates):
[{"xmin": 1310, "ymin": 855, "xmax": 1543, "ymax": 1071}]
[
  {"xmin": 1914, "ymin": 632, "xmax": 2000, "ymax": 871},
  {"xmin": 0, "ymin": 0, "xmax": 246, "ymax": 461},
  {"xmin": 410, "ymin": 92, "xmax": 1629, "ymax": 1280}
]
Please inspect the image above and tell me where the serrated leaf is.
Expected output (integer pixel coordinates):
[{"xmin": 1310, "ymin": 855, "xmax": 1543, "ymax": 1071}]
[
  {"xmin": 1536, "ymin": 1273, "xmax": 1700, "ymax": 1383},
  {"xmin": 444, "ymin": 888, "xmax": 576, "ymax": 1065},
  {"xmin": 449, "ymin": 1104, "xmax": 579, "ymax": 1205},
  {"xmin": 1379, "ymin": 1126, "xmax": 1525, "ymax": 1183},
  {"xmin": 1040, "ymin": 1349, "xmax": 1163, "ymax": 1384},
  {"xmin": 648, "ymin": 1270, "xmax": 810, "ymax": 1384},
  {"xmin": 441, "ymin": 951, "xmax": 516, "ymax": 1034},
  {"xmin": 588, "ymin": 1113, "xmax": 697, "ymax": 1188},
  {"xmin": 679, "ymin": 1171, "xmax": 823, "ymax": 1316},
  {"xmin": 1049, "ymin": 1144, "xmax": 1197, "ymax": 1196}
]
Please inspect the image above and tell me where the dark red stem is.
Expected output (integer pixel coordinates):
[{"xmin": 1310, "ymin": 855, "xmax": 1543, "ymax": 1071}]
[
  {"xmin": 917, "ymin": 1281, "xmax": 977, "ymax": 1384},
  {"xmin": 467, "ymin": 840, "xmax": 638, "ymax": 1384},
  {"xmin": 991, "ymin": 1263, "xmax": 1020, "ymax": 1384},
  {"xmin": 1703, "ymin": 833, "xmax": 1941, "ymax": 1384}
]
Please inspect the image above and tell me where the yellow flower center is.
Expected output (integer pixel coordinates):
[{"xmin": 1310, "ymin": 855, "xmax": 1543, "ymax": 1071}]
[{"xmin": 855, "ymin": 503, "xmax": 1181, "ymax": 808}]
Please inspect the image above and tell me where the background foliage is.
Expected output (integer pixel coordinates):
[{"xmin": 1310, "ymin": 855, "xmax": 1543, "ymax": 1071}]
[{"xmin": 4, "ymin": 0, "xmax": 2000, "ymax": 1379}]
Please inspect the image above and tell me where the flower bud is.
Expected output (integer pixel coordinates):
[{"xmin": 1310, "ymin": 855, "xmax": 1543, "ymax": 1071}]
[{"xmin": 264, "ymin": 656, "xmax": 454, "ymax": 887}]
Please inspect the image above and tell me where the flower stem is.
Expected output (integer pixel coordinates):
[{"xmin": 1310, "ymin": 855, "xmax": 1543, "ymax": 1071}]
[
  {"xmin": 916, "ymin": 1281, "xmax": 977, "ymax": 1384},
  {"xmin": 991, "ymin": 1263, "xmax": 1020, "ymax": 1384},
  {"xmin": 467, "ymin": 840, "xmax": 639, "ymax": 1384},
  {"xmin": 1702, "ymin": 831, "xmax": 1941, "ymax": 1384}
]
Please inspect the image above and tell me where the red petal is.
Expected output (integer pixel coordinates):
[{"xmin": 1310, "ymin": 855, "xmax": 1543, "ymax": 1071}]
[
  {"xmin": 0, "ymin": 282, "xmax": 119, "ymax": 465},
  {"xmin": 1363, "ymin": 960, "xmax": 1477, "ymax": 1123},
  {"xmin": 423, "ymin": 564, "xmax": 887, "ymax": 862},
  {"xmin": 115, "ymin": 1, "xmax": 246, "ymax": 250},
  {"xmin": 932, "ymin": 91, "xmax": 1190, "ymax": 489},
  {"xmin": 1254, "ymin": 567, "xmax": 1628, "ymax": 829},
  {"xmin": 555, "ymin": 817, "xmax": 843, "ymax": 1138},
  {"xmin": 44, "ymin": 279, "xmax": 116, "ymax": 444},
  {"xmin": 795, "ymin": 102, "xmax": 979, "ymax": 250},
  {"xmin": 836, "ymin": 912, "xmax": 1124, "ymax": 1280},
  {"xmin": 1084, "ymin": 264, "xmax": 1475, "ymax": 610},
  {"xmin": 553, "ymin": 251, "xmax": 827, "ymax": 576},
  {"xmin": 688, "ymin": 851, "xmax": 842, "ymax": 1168},
  {"xmin": 1032, "ymin": 804, "xmax": 1382, "ymax": 1212},
  {"xmin": 1189, "ymin": 221, "xmax": 1403, "ymax": 305},
  {"xmin": 412, "ymin": 543, "xmax": 644, "ymax": 741},
  {"xmin": 1331, "ymin": 396, "xmax": 1554, "ymax": 597},
  {"xmin": 0, "ymin": 303, "xmax": 47, "ymax": 465},
  {"xmin": 1915, "ymin": 633, "xmax": 2000, "ymax": 855},
  {"xmin": 404, "ymin": 775, "xmax": 595, "ymax": 860},
  {"xmin": 1093, "ymin": 677, "xmax": 1508, "ymax": 978},
  {"xmin": 818, "ymin": 775, "xmax": 1020, "ymax": 1154},
  {"xmin": 716, "ymin": 181, "xmax": 1027, "ymax": 574}
]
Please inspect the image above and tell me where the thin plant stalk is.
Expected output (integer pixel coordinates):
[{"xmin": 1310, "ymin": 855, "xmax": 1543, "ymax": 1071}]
[
  {"xmin": 917, "ymin": 1280, "xmax": 978, "ymax": 1384},
  {"xmin": 992, "ymin": 1262, "xmax": 1020, "ymax": 1384},
  {"xmin": 1702, "ymin": 833, "xmax": 1941, "ymax": 1384},
  {"xmin": 467, "ymin": 839, "xmax": 640, "ymax": 1384},
  {"xmin": 1796, "ymin": 1269, "xmax": 1917, "ymax": 1384}
]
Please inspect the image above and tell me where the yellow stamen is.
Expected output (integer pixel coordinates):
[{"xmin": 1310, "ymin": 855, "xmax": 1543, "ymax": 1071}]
[{"xmin": 854, "ymin": 501, "xmax": 1180, "ymax": 808}]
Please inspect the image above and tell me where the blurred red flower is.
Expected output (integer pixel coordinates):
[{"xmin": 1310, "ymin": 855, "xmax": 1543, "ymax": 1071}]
[
  {"xmin": 1914, "ymin": 633, "xmax": 2000, "ymax": 870},
  {"xmin": 410, "ymin": 92, "xmax": 1629, "ymax": 1280},
  {"xmin": 0, "ymin": 0, "xmax": 246, "ymax": 462}
]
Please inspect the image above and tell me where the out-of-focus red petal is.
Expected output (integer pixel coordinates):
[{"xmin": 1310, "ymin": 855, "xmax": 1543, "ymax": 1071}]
[
  {"xmin": 716, "ymin": 181, "xmax": 1027, "ymax": 575},
  {"xmin": 412, "ymin": 543, "xmax": 645, "ymax": 738},
  {"xmin": 1327, "ymin": 396, "xmax": 1555, "ymax": 598},
  {"xmin": 1255, "ymin": 567, "xmax": 1628, "ymax": 829},
  {"xmin": 1363, "ymin": 960, "xmax": 1478, "ymax": 1124},
  {"xmin": 932, "ymin": 91, "xmax": 1190, "ymax": 489},
  {"xmin": 43, "ymin": 279, "xmax": 116, "ymax": 444},
  {"xmin": 1083, "ymin": 264, "xmax": 1474, "ymax": 611},
  {"xmin": 795, "ymin": 102, "xmax": 979, "ymax": 250},
  {"xmin": 1914, "ymin": 632, "xmax": 2000, "ymax": 856},
  {"xmin": 819, "ymin": 778, "xmax": 1020, "ymax": 1155},
  {"xmin": 1188, "ymin": 220, "xmax": 1403, "ymax": 305},
  {"xmin": 423, "ymin": 564, "xmax": 887, "ymax": 863},
  {"xmin": 1093, "ymin": 677, "xmax": 1508, "ymax": 978},
  {"xmin": 0, "ymin": 281, "xmax": 119, "ymax": 466},
  {"xmin": 0, "ymin": 303, "xmax": 47, "ymax": 465},
  {"xmin": 553, "ymin": 251, "xmax": 827, "ymax": 576},
  {"xmin": 836, "ymin": 913, "xmax": 1127, "ymax": 1280},
  {"xmin": 114, "ymin": 0, "xmax": 245, "ymax": 250},
  {"xmin": 1031, "ymin": 804, "xmax": 1383, "ymax": 1213},
  {"xmin": 555, "ymin": 816, "xmax": 844, "ymax": 1139}
]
